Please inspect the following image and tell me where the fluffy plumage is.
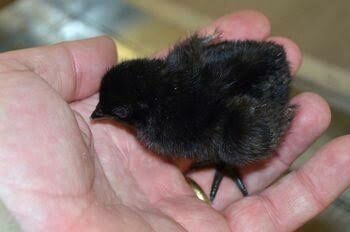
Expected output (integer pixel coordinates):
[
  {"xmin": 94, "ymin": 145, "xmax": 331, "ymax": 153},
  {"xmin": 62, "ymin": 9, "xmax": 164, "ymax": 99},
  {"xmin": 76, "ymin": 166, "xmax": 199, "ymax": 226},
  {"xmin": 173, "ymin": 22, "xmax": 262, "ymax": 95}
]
[{"xmin": 92, "ymin": 34, "xmax": 294, "ymax": 200}]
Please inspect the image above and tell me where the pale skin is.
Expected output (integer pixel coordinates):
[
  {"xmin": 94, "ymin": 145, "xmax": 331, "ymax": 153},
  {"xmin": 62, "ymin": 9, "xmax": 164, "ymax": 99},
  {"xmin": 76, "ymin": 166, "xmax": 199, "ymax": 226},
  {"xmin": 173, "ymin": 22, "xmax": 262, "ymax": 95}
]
[{"xmin": 0, "ymin": 10, "xmax": 349, "ymax": 232}]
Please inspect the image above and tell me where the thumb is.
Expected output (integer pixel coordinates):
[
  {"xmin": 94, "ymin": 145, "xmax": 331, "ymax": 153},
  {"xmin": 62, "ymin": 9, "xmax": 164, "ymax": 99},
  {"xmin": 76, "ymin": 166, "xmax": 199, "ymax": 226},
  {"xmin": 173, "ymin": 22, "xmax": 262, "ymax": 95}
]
[{"xmin": 0, "ymin": 36, "xmax": 117, "ymax": 102}]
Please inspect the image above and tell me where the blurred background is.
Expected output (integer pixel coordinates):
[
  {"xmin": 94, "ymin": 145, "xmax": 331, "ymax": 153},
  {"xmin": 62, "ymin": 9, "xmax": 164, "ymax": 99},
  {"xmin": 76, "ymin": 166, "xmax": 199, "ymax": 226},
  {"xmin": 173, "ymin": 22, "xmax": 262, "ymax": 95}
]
[{"xmin": 0, "ymin": 0, "xmax": 349, "ymax": 231}]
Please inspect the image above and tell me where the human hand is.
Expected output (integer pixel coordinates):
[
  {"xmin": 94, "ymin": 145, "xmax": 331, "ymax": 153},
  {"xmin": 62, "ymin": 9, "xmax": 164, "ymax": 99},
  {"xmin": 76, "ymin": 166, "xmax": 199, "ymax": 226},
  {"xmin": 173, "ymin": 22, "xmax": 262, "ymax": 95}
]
[{"xmin": 0, "ymin": 11, "xmax": 349, "ymax": 232}]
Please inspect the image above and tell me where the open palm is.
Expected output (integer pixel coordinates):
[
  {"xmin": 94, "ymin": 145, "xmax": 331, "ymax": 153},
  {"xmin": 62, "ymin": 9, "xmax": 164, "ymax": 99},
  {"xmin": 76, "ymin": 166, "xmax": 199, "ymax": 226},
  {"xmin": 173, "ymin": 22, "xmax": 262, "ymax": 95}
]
[{"xmin": 0, "ymin": 11, "xmax": 349, "ymax": 232}]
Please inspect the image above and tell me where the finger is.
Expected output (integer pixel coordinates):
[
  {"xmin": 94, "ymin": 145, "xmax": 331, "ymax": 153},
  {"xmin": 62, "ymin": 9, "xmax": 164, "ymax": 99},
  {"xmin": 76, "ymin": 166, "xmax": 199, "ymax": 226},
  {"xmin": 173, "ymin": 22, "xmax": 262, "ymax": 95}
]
[
  {"xmin": 224, "ymin": 135, "xmax": 350, "ymax": 232},
  {"xmin": 188, "ymin": 92, "xmax": 331, "ymax": 209},
  {"xmin": 155, "ymin": 10, "xmax": 271, "ymax": 58},
  {"xmin": 0, "ymin": 36, "xmax": 117, "ymax": 102},
  {"xmin": 267, "ymin": 37, "xmax": 302, "ymax": 76},
  {"xmin": 199, "ymin": 10, "xmax": 271, "ymax": 40}
]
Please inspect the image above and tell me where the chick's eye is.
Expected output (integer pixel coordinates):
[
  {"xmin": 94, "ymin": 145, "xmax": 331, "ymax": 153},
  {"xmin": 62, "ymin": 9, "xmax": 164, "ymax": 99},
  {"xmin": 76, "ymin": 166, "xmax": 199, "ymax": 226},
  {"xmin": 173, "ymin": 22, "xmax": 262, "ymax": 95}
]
[{"xmin": 112, "ymin": 106, "xmax": 129, "ymax": 119}]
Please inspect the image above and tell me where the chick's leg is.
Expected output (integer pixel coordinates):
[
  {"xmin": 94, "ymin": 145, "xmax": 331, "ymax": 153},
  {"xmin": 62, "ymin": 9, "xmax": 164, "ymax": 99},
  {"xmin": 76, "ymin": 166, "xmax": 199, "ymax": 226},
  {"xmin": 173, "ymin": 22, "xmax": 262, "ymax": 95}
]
[
  {"xmin": 230, "ymin": 167, "xmax": 248, "ymax": 197},
  {"xmin": 210, "ymin": 167, "xmax": 224, "ymax": 202},
  {"xmin": 210, "ymin": 163, "xmax": 248, "ymax": 202}
]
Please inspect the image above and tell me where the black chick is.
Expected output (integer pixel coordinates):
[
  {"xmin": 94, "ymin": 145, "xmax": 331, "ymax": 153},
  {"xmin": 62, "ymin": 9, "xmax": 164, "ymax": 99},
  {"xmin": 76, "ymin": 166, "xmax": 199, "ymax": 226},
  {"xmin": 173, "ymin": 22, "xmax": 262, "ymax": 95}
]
[{"xmin": 91, "ymin": 34, "xmax": 294, "ymax": 202}]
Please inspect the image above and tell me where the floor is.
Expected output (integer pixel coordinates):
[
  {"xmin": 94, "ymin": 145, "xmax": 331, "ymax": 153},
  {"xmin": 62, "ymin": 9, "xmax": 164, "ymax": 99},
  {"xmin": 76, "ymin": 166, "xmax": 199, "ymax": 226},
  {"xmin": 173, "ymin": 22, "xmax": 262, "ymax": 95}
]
[{"xmin": 0, "ymin": 0, "xmax": 349, "ymax": 231}]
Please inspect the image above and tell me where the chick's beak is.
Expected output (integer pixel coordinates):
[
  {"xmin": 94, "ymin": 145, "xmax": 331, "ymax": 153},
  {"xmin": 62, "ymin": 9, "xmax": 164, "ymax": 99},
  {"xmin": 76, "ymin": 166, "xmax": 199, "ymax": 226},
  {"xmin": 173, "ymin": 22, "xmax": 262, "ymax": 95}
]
[{"xmin": 91, "ymin": 105, "xmax": 105, "ymax": 119}]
